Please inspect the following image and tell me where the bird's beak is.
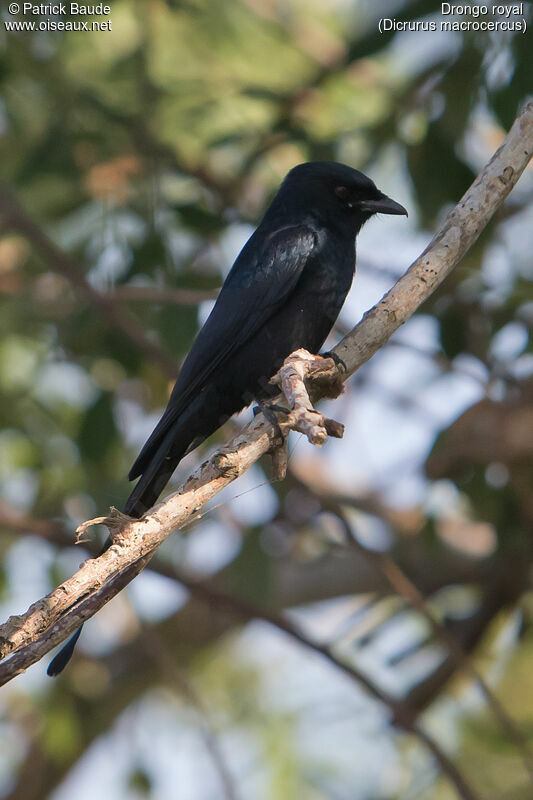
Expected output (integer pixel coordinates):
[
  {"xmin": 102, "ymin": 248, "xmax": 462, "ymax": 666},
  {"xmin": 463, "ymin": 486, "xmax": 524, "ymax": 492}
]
[{"xmin": 359, "ymin": 194, "xmax": 408, "ymax": 216}]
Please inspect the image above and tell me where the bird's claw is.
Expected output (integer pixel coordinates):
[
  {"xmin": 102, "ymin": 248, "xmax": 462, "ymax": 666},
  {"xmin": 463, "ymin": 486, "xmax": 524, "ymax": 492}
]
[
  {"xmin": 320, "ymin": 350, "xmax": 346, "ymax": 372},
  {"xmin": 253, "ymin": 402, "xmax": 289, "ymax": 418},
  {"xmin": 269, "ymin": 349, "xmax": 345, "ymax": 447},
  {"xmin": 254, "ymin": 402, "xmax": 287, "ymax": 443}
]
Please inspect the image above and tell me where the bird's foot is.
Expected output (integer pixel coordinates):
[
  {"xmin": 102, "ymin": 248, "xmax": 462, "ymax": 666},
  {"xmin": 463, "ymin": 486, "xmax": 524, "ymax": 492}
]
[
  {"xmin": 269, "ymin": 349, "xmax": 345, "ymax": 447},
  {"xmin": 253, "ymin": 402, "xmax": 290, "ymax": 420},
  {"xmin": 313, "ymin": 351, "xmax": 346, "ymax": 399},
  {"xmin": 254, "ymin": 403, "xmax": 286, "ymax": 456},
  {"xmin": 321, "ymin": 350, "xmax": 346, "ymax": 372},
  {"xmin": 254, "ymin": 402, "xmax": 290, "ymax": 480},
  {"xmin": 253, "ymin": 402, "xmax": 289, "ymax": 440}
]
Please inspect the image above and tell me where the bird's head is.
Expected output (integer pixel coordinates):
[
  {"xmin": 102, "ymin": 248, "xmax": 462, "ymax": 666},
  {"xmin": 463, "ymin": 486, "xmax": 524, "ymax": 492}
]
[{"xmin": 278, "ymin": 161, "xmax": 408, "ymax": 231}]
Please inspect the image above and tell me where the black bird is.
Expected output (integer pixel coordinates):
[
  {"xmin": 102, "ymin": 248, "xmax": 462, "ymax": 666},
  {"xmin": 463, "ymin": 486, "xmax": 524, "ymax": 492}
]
[{"xmin": 47, "ymin": 161, "xmax": 407, "ymax": 676}]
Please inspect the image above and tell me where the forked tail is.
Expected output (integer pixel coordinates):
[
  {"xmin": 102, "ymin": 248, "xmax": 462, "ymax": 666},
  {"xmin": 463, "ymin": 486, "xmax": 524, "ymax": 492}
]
[{"xmin": 47, "ymin": 433, "xmax": 187, "ymax": 676}]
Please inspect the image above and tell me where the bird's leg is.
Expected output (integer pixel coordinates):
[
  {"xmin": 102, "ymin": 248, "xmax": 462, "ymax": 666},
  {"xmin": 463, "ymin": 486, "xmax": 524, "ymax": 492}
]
[
  {"xmin": 269, "ymin": 435, "xmax": 289, "ymax": 481},
  {"xmin": 253, "ymin": 402, "xmax": 290, "ymax": 480},
  {"xmin": 269, "ymin": 349, "xmax": 345, "ymax": 446},
  {"xmin": 253, "ymin": 401, "xmax": 286, "ymax": 456}
]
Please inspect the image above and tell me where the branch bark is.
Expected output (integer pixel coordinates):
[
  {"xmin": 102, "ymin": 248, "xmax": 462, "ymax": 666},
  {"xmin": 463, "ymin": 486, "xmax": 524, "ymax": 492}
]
[{"xmin": 335, "ymin": 102, "xmax": 533, "ymax": 377}]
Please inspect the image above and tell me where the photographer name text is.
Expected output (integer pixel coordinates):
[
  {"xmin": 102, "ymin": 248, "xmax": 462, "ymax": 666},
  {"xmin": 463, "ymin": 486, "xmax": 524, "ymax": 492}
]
[{"xmin": 13, "ymin": 4, "xmax": 110, "ymax": 13}]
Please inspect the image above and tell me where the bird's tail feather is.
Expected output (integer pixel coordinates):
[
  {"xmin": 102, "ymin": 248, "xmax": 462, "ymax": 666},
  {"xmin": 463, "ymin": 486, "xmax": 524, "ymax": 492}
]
[
  {"xmin": 123, "ymin": 455, "xmax": 181, "ymax": 517},
  {"xmin": 47, "ymin": 429, "xmax": 189, "ymax": 677},
  {"xmin": 46, "ymin": 625, "xmax": 83, "ymax": 676},
  {"xmin": 123, "ymin": 421, "xmax": 191, "ymax": 517}
]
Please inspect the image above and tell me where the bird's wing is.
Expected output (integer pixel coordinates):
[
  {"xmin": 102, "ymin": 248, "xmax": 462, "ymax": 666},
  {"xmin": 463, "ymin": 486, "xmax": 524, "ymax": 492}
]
[{"xmin": 129, "ymin": 224, "xmax": 317, "ymax": 479}]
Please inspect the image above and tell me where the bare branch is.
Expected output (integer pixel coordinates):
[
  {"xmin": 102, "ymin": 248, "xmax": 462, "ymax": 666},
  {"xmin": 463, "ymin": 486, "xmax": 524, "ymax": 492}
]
[
  {"xmin": 0, "ymin": 188, "xmax": 179, "ymax": 379},
  {"xmin": 141, "ymin": 626, "xmax": 239, "ymax": 800},
  {"xmin": 335, "ymin": 102, "xmax": 533, "ymax": 377},
  {"xmin": 109, "ymin": 284, "xmax": 218, "ymax": 306},
  {"xmin": 175, "ymin": 574, "xmax": 482, "ymax": 800},
  {"xmin": 2, "ymin": 499, "xmax": 488, "ymax": 607},
  {"xmin": 0, "ymin": 416, "xmax": 278, "ymax": 674},
  {"xmin": 335, "ymin": 508, "xmax": 533, "ymax": 784}
]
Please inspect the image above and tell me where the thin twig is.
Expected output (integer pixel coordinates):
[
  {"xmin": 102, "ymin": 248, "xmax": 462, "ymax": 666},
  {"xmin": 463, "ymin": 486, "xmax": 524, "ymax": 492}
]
[
  {"xmin": 141, "ymin": 626, "xmax": 239, "ymax": 800},
  {"xmin": 0, "ymin": 187, "xmax": 178, "ymax": 379},
  {"xmin": 334, "ymin": 508, "xmax": 533, "ymax": 784},
  {"xmin": 110, "ymin": 285, "xmax": 218, "ymax": 306},
  {"xmin": 175, "ymin": 574, "xmax": 483, "ymax": 800}
]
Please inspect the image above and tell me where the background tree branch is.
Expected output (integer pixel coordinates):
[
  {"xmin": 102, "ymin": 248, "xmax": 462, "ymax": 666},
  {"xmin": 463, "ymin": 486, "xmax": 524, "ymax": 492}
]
[{"xmin": 0, "ymin": 188, "xmax": 179, "ymax": 379}]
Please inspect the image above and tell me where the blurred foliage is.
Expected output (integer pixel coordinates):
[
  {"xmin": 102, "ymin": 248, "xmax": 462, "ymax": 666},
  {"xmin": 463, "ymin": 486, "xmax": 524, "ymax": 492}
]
[{"xmin": 0, "ymin": 0, "xmax": 532, "ymax": 799}]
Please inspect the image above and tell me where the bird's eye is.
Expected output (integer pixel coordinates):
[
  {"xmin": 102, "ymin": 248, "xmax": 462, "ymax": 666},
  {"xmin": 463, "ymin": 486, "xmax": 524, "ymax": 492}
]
[{"xmin": 335, "ymin": 186, "xmax": 350, "ymax": 201}]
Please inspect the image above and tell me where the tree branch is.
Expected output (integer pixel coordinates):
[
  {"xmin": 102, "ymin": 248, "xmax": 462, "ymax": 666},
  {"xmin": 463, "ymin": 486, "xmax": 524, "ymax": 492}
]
[
  {"xmin": 0, "ymin": 101, "xmax": 531, "ymax": 800},
  {"xmin": 140, "ymin": 625, "xmax": 239, "ymax": 800},
  {"xmin": 109, "ymin": 284, "xmax": 218, "ymax": 306},
  {"xmin": 0, "ymin": 101, "xmax": 531, "ymax": 683},
  {"xmin": 0, "ymin": 188, "xmax": 179, "ymax": 379},
  {"xmin": 174, "ymin": 574, "xmax": 482, "ymax": 800},
  {"xmin": 335, "ymin": 102, "xmax": 533, "ymax": 377},
  {"xmin": 334, "ymin": 507, "xmax": 533, "ymax": 783},
  {"xmin": 2, "ymin": 497, "xmax": 490, "ymax": 609}
]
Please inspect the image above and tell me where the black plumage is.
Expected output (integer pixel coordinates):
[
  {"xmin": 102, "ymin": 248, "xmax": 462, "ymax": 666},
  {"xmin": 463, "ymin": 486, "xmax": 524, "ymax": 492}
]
[
  {"xmin": 125, "ymin": 162, "xmax": 407, "ymax": 517},
  {"xmin": 47, "ymin": 161, "xmax": 406, "ymax": 676}
]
